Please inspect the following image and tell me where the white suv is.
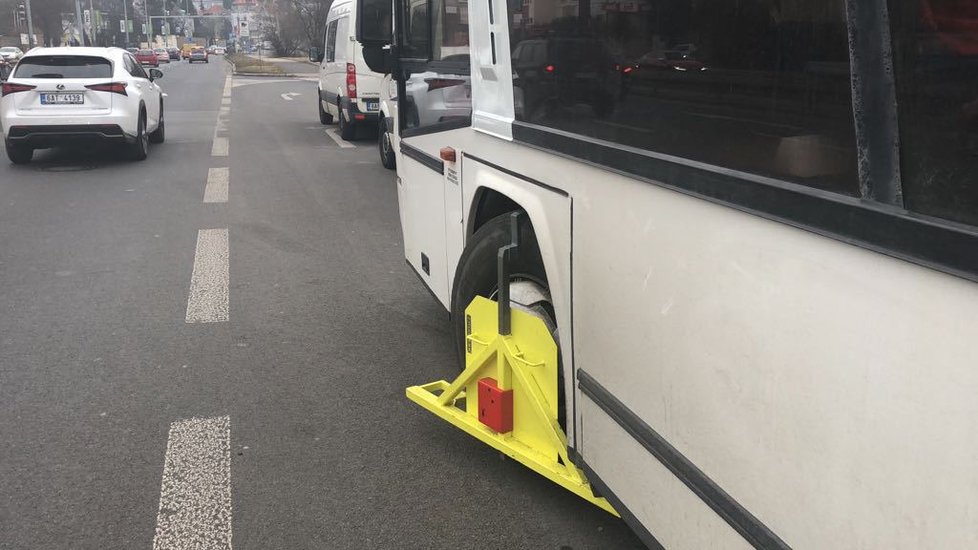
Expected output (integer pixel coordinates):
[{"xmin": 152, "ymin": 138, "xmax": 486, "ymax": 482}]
[{"xmin": 1, "ymin": 47, "xmax": 165, "ymax": 164}]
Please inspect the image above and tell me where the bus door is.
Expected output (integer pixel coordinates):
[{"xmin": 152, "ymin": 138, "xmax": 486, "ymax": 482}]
[{"xmin": 359, "ymin": 0, "xmax": 472, "ymax": 307}]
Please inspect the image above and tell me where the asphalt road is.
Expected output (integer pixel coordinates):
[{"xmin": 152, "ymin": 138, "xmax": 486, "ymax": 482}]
[{"xmin": 0, "ymin": 57, "xmax": 645, "ymax": 549}]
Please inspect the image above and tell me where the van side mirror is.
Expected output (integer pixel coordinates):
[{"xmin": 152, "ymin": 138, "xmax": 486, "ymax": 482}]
[
  {"xmin": 356, "ymin": 0, "xmax": 393, "ymax": 45},
  {"xmin": 361, "ymin": 44, "xmax": 391, "ymax": 74},
  {"xmin": 309, "ymin": 47, "xmax": 323, "ymax": 63}
]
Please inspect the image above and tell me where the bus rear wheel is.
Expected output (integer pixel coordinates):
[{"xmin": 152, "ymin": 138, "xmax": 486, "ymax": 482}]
[{"xmin": 451, "ymin": 212, "xmax": 566, "ymax": 429}]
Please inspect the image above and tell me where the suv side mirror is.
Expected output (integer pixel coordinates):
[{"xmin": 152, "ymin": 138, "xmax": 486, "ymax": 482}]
[
  {"xmin": 356, "ymin": 0, "xmax": 392, "ymax": 45},
  {"xmin": 149, "ymin": 68, "xmax": 163, "ymax": 81},
  {"xmin": 309, "ymin": 47, "xmax": 323, "ymax": 63}
]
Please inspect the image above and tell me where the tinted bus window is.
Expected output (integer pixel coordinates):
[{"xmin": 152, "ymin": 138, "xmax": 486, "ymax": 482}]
[
  {"xmin": 508, "ymin": 0, "xmax": 858, "ymax": 195},
  {"xmin": 15, "ymin": 56, "xmax": 112, "ymax": 79},
  {"xmin": 401, "ymin": 0, "xmax": 472, "ymax": 133},
  {"xmin": 890, "ymin": 0, "xmax": 978, "ymax": 227}
]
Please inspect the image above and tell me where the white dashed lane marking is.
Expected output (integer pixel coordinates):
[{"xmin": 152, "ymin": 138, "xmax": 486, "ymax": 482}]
[
  {"xmin": 153, "ymin": 416, "xmax": 232, "ymax": 550},
  {"xmin": 185, "ymin": 229, "xmax": 229, "ymax": 323},
  {"xmin": 325, "ymin": 128, "xmax": 355, "ymax": 149},
  {"xmin": 211, "ymin": 137, "xmax": 228, "ymax": 157},
  {"xmin": 204, "ymin": 168, "xmax": 229, "ymax": 203}
]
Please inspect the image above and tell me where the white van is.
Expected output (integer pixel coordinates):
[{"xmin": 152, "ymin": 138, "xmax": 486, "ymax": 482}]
[{"xmin": 312, "ymin": 0, "xmax": 382, "ymax": 140}]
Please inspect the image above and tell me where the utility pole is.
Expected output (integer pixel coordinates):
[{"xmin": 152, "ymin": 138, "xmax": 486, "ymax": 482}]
[
  {"xmin": 74, "ymin": 0, "xmax": 84, "ymax": 46},
  {"xmin": 24, "ymin": 0, "xmax": 35, "ymax": 48},
  {"xmin": 88, "ymin": 0, "xmax": 96, "ymax": 46},
  {"xmin": 122, "ymin": 0, "xmax": 130, "ymax": 46}
]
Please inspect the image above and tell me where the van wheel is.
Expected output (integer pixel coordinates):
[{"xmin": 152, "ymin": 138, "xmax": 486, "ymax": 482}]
[
  {"xmin": 451, "ymin": 212, "xmax": 565, "ymax": 429},
  {"xmin": 337, "ymin": 102, "xmax": 356, "ymax": 140},
  {"xmin": 318, "ymin": 94, "xmax": 333, "ymax": 124},
  {"xmin": 378, "ymin": 118, "xmax": 395, "ymax": 169}
]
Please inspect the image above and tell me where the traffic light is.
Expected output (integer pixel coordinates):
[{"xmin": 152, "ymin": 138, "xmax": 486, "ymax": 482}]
[{"xmin": 17, "ymin": 4, "xmax": 27, "ymax": 28}]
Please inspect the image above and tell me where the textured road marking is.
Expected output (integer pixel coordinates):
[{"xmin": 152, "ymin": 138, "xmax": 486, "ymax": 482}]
[
  {"xmin": 211, "ymin": 137, "xmax": 228, "ymax": 157},
  {"xmin": 204, "ymin": 168, "xmax": 229, "ymax": 203},
  {"xmin": 222, "ymin": 77, "xmax": 232, "ymax": 98},
  {"xmin": 153, "ymin": 416, "xmax": 232, "ymax": 550},
  {"xmin": 185, "ymin": 229, "xmax": 229, "ymax": 323},
  {"xmin": 325, "ymin": 128, "xmax": 355, "ymax": 149}
]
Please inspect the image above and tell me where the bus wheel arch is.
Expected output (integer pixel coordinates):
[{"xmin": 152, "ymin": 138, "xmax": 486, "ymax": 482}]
[{"xmin": 451, "ymin": 210, "xmax": 567, "ymax": 430}]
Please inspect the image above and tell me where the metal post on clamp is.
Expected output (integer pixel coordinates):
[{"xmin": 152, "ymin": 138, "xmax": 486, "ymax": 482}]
[{"xmin": 497, "ymin": 212, "xmax": 520, "ymax": 337}]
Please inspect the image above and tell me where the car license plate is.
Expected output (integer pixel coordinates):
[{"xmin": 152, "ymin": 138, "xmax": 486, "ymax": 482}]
[
  {"xmin": 366, "ymin": 100, "xmax": 379, "ymax": 112},
  {"xmin": 41, "ymin": 93, "xmax": 83, "ymax": 105}
]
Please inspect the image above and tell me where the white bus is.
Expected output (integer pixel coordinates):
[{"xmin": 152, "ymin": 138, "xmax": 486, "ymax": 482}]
[{"xmin": 358, "ymin": 0, "xmax": 978, "ymax": 547}]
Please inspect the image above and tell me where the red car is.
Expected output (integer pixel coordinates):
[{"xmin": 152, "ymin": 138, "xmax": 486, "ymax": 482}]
[{"xmin": 135, "ymin": 48, "xmax": 159, "ymax": 67}]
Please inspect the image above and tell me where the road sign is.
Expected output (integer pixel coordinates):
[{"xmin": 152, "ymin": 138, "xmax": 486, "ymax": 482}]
[
  {"xmin": 83, "ymin": 9, "xmax": 91, "ymax": 26},
  {"xmin": 120, "ymin": 19, "xmax": 126, "ymax": 32}
]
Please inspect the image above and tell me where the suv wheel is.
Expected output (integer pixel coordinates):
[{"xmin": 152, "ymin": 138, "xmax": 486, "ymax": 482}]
[
  {"xmin": 130, "ymin": 113, "xmax": 149, "ymax": 161},
  {"xmin": 149, "ymin": 104, "xmax": 165, "ymax": 144}
]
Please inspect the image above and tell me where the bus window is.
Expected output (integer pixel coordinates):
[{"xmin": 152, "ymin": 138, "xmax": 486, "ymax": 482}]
[
  {"xmin": 400, "ymin": 0, "xmax": 472, "ymax": 134},
  {"xmin": 890, "ymin": 0, "xmax": 978, "ymax": 227},
  {"xmin": 508, "ymin": 0, "xmax": 858, "ymax": 195}
]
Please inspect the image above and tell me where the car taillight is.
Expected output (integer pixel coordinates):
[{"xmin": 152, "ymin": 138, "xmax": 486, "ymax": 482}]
[
  {"xmin": 85, "ymin": 82, "xmax": 128, "ymax": 96},
  {"xmin": 544, "ymin": 64, "xmax": 555, "ymax": 73},
  {"xmin": 346, "ymin": 63, "xmax": 357, "ymax": 99},
  {"xmin": 2, "ymin": 82, "xmax": 36, "ymax": 96},
  {"xmin": 424, "ymin": 78, "xmax": 466, "ymax": 91}
]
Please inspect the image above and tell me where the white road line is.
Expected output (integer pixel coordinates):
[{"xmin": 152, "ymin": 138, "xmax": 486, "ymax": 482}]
[
  {"xmin": 185, "ymin": 229, "xmax": 229, "ymax": 323},
  {"xmin": 222, "ymin": 77, "xmax": 232, "ymax": 98},
  {"xmin": 211, "ymin": 137, "xmax": 228, "ymax": 157},
  {"xmin": 204, "ymin": 168, "xmax": 229, "ymax": 203},
  {"xmin": 325, "ymin": 128, "xmax": 355, "ymax": 149},
  {"xmin": 153, "ymin": 416, "xmax": 232, "ymax": 550}
]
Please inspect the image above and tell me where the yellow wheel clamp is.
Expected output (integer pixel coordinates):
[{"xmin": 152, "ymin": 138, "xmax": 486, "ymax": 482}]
[{"xmin": 406, "ymin": 213, "xmax": 617, "ymax": 516}]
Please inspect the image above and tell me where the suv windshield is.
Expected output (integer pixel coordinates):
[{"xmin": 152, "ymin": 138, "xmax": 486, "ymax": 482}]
[{"xmin": 14, "ymin": 56, "xmax": 112, "ymax": 79}]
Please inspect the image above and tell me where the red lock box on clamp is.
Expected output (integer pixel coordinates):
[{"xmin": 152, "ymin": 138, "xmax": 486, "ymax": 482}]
[{"xmin": 478, "ymin": 378, "xmax": 513, "ymax": 433}]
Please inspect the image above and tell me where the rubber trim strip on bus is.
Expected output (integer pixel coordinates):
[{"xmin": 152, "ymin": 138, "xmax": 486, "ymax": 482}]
[
  {"xmin": 512, "ymin": 121, "xmax": 978, "ymax": 284},
  {"xmin": 577, "ymin": 369, "xmax": 791, "ymax": 550},
  {"xmin": 464, "ymin": 153, "xmax": 569, "ymax": 197},
  {"xmin": 567, "ymin": 447, "xmax": 665, "ymax": 550},
  {"xmin": 400, "ymin": 142, "xmax": 444, "ymax": 175}
]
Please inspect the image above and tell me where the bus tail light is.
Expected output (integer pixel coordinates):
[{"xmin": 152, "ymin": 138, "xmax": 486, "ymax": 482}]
[
  {"xmin": 85, "ymin": 82, "xmax": 129, "ymax": 96},
  {"xmin": 2, "ymin": 82, "xmax": 36, "ymax": 96},
  {"xmin": 346, "ymin": 63, "xmax": 357, "ymax": 99}
]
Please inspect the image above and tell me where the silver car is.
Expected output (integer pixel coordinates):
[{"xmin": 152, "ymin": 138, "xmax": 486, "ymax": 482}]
[{"xmin": 0, "ymin": 47, "xmax": 24, "ymax": 64}]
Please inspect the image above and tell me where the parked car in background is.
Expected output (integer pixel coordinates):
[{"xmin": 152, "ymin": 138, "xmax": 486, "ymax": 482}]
[
  {"xmin": 167, "ymin": 48, "xmax": 180, "ymax": 61},
  {"xmin": 136, "ymin": 49, "xmax": 159, "ymax": 66},
  {"xmin": 1, "ymin": 47, "xmax": 166, "ymax": 164},
  {"xmin": 213, "ymin": 47, "xmax": 226, "ymax": 55},
  {"xmin": 126, "ymin": 47, "xmax": 138, "ymax": 54},
  {"xmin": 635, "ymin": 50, "xmax": 706, "ymax": 72},
  {"xmin": 154, "ymin": 49, "xmax": 170, "ymax": 64},
  {"xmin": 189, "ymin": 47, "xmax": 208, "ymax": 64},
  {"xmin": 0, "ymin": 47, "xmax": 24, "ymax": 64}
]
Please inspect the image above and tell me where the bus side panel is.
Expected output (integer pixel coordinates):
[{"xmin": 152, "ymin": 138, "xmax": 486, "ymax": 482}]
[
  {"xmin": 460, "ymin": 157, "xmax": 574, "ymax": 444},
  {"xmin": 574, "ymin": 171, "xmax": 978, "ymax": 548}
]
